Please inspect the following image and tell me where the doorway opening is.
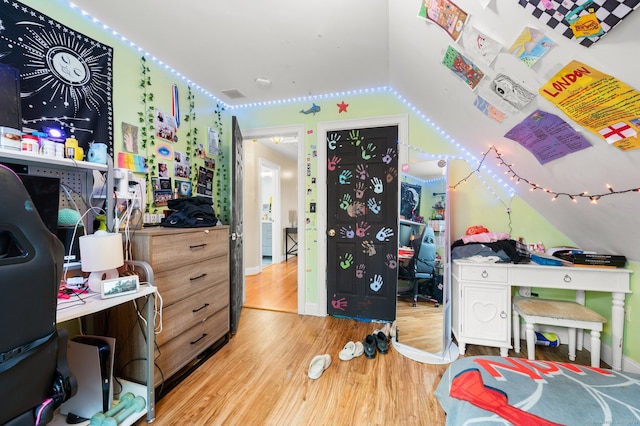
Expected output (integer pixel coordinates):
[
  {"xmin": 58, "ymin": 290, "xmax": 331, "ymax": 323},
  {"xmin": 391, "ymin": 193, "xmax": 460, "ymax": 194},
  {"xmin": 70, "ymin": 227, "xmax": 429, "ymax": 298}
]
[
  {"xmin": 242, "ymin": 125, "xmax": 305, "ymax": 314},
  {"xmin": 259, "ymin": 159, "xmax": 280, "ymax": 269}
]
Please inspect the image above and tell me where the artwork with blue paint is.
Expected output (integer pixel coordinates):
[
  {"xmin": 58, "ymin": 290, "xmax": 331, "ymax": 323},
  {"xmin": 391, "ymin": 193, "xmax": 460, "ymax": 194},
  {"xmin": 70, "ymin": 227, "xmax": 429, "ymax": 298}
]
[{"xmin": 300, "ymin": 103, "xmax": 321, "ymax": 115}]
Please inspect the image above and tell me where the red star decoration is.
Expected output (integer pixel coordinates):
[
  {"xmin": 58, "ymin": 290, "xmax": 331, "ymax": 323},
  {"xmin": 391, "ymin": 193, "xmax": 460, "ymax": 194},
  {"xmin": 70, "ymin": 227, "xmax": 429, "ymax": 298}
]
[{"xmin": 337, "ymin": 101, "xmax": 349, "ymax": 113}]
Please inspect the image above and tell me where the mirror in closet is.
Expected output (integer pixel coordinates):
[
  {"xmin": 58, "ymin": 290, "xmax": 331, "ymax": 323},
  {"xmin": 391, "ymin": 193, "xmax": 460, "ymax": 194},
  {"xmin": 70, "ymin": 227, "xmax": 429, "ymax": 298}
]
[{"xmin": 394, "ymin": 157, "xmax": 458, "ymax": 363}]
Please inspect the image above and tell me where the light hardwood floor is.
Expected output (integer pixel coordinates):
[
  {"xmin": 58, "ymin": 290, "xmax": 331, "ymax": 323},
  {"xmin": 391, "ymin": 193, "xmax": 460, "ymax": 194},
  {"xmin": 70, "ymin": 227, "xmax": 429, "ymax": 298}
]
[
  {"xmin": 244, "ymin": 257, "xmax": 298, "ymax": 313},
  {"xmin": 144, "ymin": 259, "xmax": 602, "ymax": 425}
]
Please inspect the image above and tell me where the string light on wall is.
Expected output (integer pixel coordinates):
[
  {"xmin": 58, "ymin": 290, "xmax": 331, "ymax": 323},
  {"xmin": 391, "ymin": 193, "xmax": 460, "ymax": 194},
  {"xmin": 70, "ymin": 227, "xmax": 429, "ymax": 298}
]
[
  {"xmin": 67, "ymin": 1, "xmax": 228, "ymax": 106},
  {"xmin": 456, "ymin": 146, "xmax": 640, "ymax": 204},
  {"xmin": 228, "ymin": 87, "xmax": 392, "ymax": 110}
]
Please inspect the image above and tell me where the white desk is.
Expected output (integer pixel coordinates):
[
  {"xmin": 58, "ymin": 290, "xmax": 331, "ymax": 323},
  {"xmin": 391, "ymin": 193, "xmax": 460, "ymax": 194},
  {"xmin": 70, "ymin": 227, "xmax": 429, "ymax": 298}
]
[
  {"xmin": 55, "ymin": 284, "xmax": 156, "ymax": 425},
  {"xmin": 451, "ymin": 260, "xmax": 632, "ymax": 370}
]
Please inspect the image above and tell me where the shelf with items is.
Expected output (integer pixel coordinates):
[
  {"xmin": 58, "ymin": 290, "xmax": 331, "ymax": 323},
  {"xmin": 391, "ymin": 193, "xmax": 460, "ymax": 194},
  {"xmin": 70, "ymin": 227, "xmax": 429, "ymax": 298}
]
[
  {"xmin": 55, "ymin": 285, "xmax": 156, "ymax": 425},
  {"xmin": 399, "ymin": 218, "xmax": 426, "ymax": 227},
  {"xmin": 0, "ymin": 149, "xmax": 115, "ymax": 232},
  {"xmin": 0, "ymin": 149, "xmax": 108, "ymax": 172},
  {"xmin": 55, "ymin": 274, "xmax": 156, "ymax": 424}
]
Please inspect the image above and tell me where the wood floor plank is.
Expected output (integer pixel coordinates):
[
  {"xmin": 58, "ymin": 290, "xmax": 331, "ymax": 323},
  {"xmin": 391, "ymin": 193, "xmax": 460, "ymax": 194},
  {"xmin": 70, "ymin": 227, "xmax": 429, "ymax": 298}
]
[
  {"xmin": 143, "ymin": 258, "xmax": 605, "ymax": 425},
  {"xmin": 244, "ymin": 257, "xmax": 297, "ymax": 313}
]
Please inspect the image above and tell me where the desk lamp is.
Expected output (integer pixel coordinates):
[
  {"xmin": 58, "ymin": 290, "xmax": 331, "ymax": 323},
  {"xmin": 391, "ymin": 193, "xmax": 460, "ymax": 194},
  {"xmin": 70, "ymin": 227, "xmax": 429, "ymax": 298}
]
[{"xmin": 79, "ymin": 231, "xmax": 124, "ymax": 293}]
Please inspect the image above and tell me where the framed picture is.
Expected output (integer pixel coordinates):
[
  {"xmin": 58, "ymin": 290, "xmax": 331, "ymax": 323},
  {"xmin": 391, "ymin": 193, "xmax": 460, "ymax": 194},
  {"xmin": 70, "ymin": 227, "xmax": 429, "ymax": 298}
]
[{"xmin": 175, "ymin": 179, "xmax": 192, "ymax": 197}]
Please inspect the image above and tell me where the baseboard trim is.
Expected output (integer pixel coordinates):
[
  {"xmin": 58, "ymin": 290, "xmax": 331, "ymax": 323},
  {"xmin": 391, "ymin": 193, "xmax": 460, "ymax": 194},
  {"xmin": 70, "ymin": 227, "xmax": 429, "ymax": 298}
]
[{"xmin": 245, "ymin": 266, "xmax": 260, "ymax": 276}]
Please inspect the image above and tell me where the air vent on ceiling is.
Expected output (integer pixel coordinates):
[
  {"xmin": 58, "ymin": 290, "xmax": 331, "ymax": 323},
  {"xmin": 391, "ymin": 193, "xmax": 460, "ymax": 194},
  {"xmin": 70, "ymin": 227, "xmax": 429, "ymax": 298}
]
[{"xmin": 221, "ymin": 88, "xmax": 246, "ymax": 99}]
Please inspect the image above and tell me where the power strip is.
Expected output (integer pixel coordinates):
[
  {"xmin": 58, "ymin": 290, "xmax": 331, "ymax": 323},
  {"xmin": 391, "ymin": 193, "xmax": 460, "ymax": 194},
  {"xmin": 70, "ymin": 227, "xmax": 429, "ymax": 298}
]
[{"xmin": 143, "ymin": 213, "xmax": 164, "ymax": 224}]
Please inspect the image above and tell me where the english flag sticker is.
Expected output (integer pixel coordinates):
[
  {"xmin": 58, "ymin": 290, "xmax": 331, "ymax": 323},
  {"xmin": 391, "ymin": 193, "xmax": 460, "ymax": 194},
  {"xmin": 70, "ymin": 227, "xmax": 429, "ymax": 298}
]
[{"xmin": 598, "ymin": 122, "xmax": 637, "ymax": 144}]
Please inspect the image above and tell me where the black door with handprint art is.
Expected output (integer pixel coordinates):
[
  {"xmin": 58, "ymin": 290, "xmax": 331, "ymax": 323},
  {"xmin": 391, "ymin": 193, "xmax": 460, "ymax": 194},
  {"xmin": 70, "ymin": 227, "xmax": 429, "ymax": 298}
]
[{"xmin": 327, "ymin": 125, "xmax": 398, "ymax": 322}]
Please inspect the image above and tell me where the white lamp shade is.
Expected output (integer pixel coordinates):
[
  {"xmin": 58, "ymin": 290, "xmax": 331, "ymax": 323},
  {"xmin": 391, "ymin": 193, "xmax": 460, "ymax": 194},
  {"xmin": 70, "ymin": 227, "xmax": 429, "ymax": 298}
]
[
  {"xmin": 79, "ymin": 231, "xmax": 124, "ymax": 272},
  {"xmin": 80, "ymin": 232, "xmax": 124, "ymax": 293}
]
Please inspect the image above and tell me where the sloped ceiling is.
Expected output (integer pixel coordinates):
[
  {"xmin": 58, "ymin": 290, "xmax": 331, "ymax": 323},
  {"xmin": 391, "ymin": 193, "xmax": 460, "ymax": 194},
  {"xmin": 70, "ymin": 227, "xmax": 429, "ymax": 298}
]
[{"xmin": 67, "ymin": 0, "xmax": 640, "ymax": 260}]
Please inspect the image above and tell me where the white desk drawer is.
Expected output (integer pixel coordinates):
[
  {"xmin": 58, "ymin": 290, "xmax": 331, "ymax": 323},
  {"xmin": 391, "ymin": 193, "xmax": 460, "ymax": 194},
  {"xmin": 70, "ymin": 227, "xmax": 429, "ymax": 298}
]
[
  {"xmin": 459, "ymin": 264, "xmax": 509, "ymax": 283},
  {"xmin": 510, "ymin": 267, "xmax": 601, "ymax": 289}
]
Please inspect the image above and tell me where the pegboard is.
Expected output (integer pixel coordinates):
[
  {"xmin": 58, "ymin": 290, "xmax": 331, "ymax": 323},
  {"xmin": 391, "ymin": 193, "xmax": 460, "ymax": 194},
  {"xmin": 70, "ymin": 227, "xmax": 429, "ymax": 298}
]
[{"xmin": 28, "ymin": 165, "xmax": 106, "ymax": 232}]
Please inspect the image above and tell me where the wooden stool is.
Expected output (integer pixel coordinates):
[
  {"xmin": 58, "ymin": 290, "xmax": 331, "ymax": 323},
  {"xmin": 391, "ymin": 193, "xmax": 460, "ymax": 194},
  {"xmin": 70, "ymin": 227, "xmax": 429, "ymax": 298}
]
[{"xmin": 512, "ymin": 296, "xmax": 606, "ymax": 368}]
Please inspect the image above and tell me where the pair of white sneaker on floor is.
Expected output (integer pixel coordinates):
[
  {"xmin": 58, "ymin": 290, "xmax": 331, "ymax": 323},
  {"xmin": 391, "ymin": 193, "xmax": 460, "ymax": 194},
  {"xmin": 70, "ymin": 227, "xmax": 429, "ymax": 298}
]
[{"xmin": 308, "ymin": 322, "xmax": 395, "ymax": 379}]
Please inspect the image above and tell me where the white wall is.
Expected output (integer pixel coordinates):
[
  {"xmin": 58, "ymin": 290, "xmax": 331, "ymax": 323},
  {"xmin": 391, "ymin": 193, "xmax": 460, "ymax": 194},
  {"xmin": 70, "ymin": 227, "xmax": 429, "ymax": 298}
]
[{"xmin": 243, "ymin": 141, "xmax": 297, "ymax": 273}]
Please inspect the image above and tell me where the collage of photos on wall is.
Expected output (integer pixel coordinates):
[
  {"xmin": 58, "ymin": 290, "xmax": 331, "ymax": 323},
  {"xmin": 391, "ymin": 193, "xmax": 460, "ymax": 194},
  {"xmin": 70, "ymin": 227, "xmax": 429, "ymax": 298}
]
[{"xmin": 150, "ymin": 122, "xmax": 218, "ymax": 208}]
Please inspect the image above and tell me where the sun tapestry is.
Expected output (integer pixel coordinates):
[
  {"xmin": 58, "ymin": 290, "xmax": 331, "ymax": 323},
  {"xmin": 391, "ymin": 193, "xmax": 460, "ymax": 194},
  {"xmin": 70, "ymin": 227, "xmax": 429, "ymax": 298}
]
[{"xmin": 0, "ymin": 0, "xmax": 114, "ymax": 155}]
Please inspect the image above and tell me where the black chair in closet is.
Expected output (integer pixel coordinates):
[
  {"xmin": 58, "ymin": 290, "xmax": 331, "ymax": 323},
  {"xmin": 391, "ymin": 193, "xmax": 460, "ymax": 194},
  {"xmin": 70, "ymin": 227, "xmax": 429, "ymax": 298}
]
[{"xmin": 398, "ymin": 226, "xmax": 440, "ymax": 307}]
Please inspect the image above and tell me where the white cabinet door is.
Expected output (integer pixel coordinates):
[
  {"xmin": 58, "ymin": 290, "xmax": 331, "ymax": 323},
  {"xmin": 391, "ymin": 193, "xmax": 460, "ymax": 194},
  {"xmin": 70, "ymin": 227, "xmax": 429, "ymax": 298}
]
[{"xmin": 460, "ymin": 283, "xmax": 510, "ymax": 345}]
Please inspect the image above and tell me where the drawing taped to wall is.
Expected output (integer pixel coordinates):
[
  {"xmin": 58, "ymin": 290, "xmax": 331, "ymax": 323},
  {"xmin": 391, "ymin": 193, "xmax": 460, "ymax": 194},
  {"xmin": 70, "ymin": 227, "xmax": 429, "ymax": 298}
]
[
  {"xmin": 442, "ymin": 46, "xmax": 485, "ymax": 90},
  {"xmin": 419, "ymin": 0, "xmax": 469, "ymax": 42},
  {"xmin": 490, "ymin": 74, "xmax": 536, "ymax": 110}
]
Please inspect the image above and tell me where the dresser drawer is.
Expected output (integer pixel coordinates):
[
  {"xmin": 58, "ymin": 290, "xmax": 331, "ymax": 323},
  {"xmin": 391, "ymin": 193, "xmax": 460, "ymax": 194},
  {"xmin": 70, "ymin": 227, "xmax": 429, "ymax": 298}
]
[
  {"xmin": 156, "ymin": 282, "xmax": 230, "ymax": 346},
  {"xmin": 459, "ymin": 264, "xmax": 509, "ymax": 283},
  {"xmin": 154, "ymin": 307, "xmax": 229, "ymax": 385},
  {"xmin": 132, "ymin": 227, "xmax": 229, "ymax": 274},
  {"xmin": 155, "ymin": 255, "xmax": 229, "ymax": 306}
]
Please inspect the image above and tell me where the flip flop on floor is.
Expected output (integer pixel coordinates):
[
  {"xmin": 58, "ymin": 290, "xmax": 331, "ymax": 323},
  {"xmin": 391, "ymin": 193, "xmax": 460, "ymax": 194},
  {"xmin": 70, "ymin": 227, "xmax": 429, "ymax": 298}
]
[
  {"xmin": 308, "ymin": 354, "xmax": 332, "ymax": 379},
  {"xmin": 339, "ymin": 341, "xmax": 364, "ymax": 361}
]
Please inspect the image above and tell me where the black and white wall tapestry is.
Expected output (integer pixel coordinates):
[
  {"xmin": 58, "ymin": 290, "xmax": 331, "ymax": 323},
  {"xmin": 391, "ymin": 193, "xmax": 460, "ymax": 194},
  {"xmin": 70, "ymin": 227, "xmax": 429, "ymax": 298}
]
[{"xmin": 0, "ymin": 0, "xmax": 114, "ymax": 155}]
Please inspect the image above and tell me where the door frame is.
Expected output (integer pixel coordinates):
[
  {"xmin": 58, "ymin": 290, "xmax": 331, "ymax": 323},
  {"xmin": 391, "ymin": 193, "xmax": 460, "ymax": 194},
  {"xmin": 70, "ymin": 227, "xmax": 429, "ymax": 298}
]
[
  {"xmin": 316, "ymin": 114, "xmax": 409, "ymax": 317},
  {"xmin": 258, "ymin": 158, "xmax": 282, "ymax": 267},
  {"xmin": 241, "ymin": 124, "xmax": 306, "ymax": 315}
]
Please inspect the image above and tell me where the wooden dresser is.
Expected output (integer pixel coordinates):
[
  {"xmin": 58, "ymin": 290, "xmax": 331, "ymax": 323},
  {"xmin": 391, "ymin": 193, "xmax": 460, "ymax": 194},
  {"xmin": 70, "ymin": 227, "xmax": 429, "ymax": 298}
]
[{"xmin": 122, "ymin": 226, "xmax": 230, "ymax": 387}]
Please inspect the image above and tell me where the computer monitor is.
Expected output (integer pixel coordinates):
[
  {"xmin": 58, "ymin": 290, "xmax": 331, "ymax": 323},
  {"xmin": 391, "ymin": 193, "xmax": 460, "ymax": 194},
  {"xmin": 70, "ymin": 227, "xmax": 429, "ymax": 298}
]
[
  {"xmin": 399, "ymin": 223, "xmax": 413, "ymax": 247},
  {"xmin": 18, "ymin": 174, "xmax": 60, "ymax": 235}
]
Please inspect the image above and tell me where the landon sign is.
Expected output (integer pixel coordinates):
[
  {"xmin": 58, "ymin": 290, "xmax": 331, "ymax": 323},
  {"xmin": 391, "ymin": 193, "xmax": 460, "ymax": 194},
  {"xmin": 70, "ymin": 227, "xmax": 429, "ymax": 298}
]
[{"xmin": 539, "ymin": 60, "xmax": 640, "ymax": 151}]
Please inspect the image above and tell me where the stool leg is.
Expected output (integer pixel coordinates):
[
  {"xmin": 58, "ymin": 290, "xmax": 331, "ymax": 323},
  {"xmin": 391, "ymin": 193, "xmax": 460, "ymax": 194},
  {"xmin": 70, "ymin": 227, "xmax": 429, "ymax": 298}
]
[
  {"xmin": 525, "ymin": 323, "xmax": 535, "ymax": 361},
  {"xmin": 512, "ymin": 309, "xmax": 520, "ymax": 353},
  {"xmin": 590, "ymin": 330, "xmax": 601, "ymax": 368},
  {"xmin": 577, "ymin": 328, "xmax": 584, "ymax": 351},
  {"xmin": 568, "ymin": 327, "xmax": 577, "ymax": 362}
]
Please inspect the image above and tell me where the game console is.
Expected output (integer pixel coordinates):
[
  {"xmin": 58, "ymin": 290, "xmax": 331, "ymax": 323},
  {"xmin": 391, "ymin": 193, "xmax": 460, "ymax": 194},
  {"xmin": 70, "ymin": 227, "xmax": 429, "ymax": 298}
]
[{"xmin": 60, "ymin": 336, "xmax": 115, "ymax": 420}]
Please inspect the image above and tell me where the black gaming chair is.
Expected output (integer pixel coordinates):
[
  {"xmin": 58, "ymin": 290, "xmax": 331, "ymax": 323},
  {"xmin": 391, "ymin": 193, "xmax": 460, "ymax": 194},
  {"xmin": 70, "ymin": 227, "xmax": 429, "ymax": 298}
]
[
  {"xmin": 0, "ymin": 164, "xmax": 76, "ymax": 425},
  {"xmin": 398, "ymin": 226, "xmax": 440, "ymax": 307}
]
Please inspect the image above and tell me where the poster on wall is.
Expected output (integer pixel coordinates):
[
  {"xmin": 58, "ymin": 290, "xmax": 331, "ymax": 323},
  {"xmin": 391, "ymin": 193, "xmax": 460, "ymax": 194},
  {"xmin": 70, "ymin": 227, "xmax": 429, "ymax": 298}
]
[
  {"xmin": 418, "ymin": 0, "xmax": 469, "ymax": 41},
  {"xmin": 196, "ymin": 166, "xmax": 213, "ymax": 197},
  {"xmin": 517, "ymin": 0, "xmax": 640, "ymax": 47},
  {"xmin": 504, "ymin": 110, "xmax": 592, "ymax": 164},
  {"xmin": 539, "ymin": 60, "xmax": 640, "ymax": 151},
  {"xmin": 0, "ymin": 1, "xmax": 114, "ymax": 154},
  {"xmin": 400, "ymin": 182, "xmax": 423, "ymax": 223}
]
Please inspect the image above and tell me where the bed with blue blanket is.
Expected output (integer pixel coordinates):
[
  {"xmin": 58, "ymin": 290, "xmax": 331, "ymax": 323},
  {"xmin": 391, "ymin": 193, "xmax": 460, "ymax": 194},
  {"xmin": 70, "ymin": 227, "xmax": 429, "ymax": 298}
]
[{"xmin": 435, "ymin": 356, "xmax": 640, "ymax": 425}]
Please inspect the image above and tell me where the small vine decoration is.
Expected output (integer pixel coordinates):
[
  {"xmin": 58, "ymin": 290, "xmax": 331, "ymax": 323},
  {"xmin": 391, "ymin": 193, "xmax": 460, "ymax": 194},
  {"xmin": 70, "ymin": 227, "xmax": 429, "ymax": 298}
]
[
  {"xmin": 138, "ymin": 56, "xmax": 156, "ymax": 213},
  {"xmin": 212, "ymin": 102, "xmax": 229, "ymax": 224},
  {"xmin": 183, "ymin": 86, "xmax": 198, "ymax": 186}
]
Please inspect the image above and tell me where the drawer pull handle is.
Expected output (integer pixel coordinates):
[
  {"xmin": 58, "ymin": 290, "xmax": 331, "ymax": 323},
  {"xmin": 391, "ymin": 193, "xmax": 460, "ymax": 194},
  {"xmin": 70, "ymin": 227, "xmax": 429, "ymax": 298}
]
[
  {"xmin": 500, "ymin": 311, "xmax": 507, "ymax": 319},
  {"xmin": 190, "ymin": 273, "xmax": 208, "ymax": 281},
  {"xmin": 190, "ymin": 243, "xmax": 208, "ymax": 250},
  {"xmin": 481, "ymin": 270, "xmax": 488, "ymax": 278},
  {"xmin": 193, "ymin": 303, "xmax": 210, "ymax": 313},
  {"xmin": 564, "ymin": 274, "xmax": 572, "ymax": 283},
  {"xmin": 190, "ymin": 333, "xmax": 207, "ymax": 345}
]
